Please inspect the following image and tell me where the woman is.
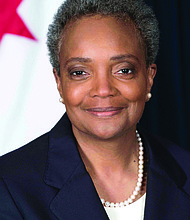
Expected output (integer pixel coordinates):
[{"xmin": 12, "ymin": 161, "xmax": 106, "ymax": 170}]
[{"xmin": 0, "ymin": 0, "xmax": 190, "ymax": 219}]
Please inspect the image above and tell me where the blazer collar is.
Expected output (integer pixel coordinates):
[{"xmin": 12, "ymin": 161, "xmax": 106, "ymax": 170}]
[
  {"xmin": 44, "ymin": 115, "xmax": 187, "ymax": 190},
  {"xmin": 43, "ymin": 114, "xmax": 188, "ymax": 219},
  {"xmin": 138, "ymin": 127, "xmax": 190, "ymax": 219},
  {"xmin": 43, "ymin": 113, "xmax": 109, "ymax": 219},
  {"xmin": 138, "ymin": 126, "xmax": 187, "ymax": 189},
  {"xmin": 43, "ymin": 113, "xmax": 83, "ymax": 189}
]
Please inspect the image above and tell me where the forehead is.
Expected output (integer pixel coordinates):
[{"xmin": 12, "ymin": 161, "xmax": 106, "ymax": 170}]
[{"xmin": 59, "ymin": 15, "xmax": 145, "ymax": 63}]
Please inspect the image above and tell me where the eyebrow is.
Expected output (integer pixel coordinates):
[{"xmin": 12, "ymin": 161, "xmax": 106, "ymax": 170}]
[
  {"xmin": 110, "ymin": 54, "xmax": 140, "ymax": 62},
  {"xmin": 64, "ymin": 53, "xmax": 139, "ymax": 67},
  {"xmin": 65, "ymin": 57, "xmax": 92, "ymax": 67}
]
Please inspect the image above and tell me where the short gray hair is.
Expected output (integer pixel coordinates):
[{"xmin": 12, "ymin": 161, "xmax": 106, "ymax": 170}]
[{"xmin": 47, "ymin": 0, "xmax": 159, "ymax": 74}]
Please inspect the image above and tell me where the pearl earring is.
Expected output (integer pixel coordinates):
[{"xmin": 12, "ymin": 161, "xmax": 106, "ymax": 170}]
[
  {"xmin": 59, "ymin": 97, "xmax": 63, "ymax": 103},
  {"xmin": 147, "ymin": 93, "xmax": 152, "ymax": 100}
]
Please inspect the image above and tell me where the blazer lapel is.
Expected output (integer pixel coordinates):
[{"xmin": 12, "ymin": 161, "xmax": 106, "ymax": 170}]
[
  {"xmin": 144, "ymin": 159, "xmax": 190, "ymax": 219},
  {"xmin": 43, "ymin": 114, "xmax": 109, "ymax": 220},
  {"xmin": 43, "ymin": 116, "xmax": 190, "ymax": 219},
  {"xmin": 140, "ymin": 128, "xmax": 190, "ymax": 220},
  {"xmin": 50, "ymin": 162, "xmax": 109, "ymax": 220}
]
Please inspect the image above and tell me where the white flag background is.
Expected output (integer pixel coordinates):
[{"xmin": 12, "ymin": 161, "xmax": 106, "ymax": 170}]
[{"xmin": 0, "ymin": 0, "xmax": 66, "ymax": 156}]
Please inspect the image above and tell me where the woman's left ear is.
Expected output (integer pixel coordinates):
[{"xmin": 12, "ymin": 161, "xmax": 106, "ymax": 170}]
[
  {"xmin": 53, "ymin": 68, "xmax": 64, "ymax": 104},
  {"xmin": 146, "ymin": 64, "xmax": 157, "ymax": 101}
]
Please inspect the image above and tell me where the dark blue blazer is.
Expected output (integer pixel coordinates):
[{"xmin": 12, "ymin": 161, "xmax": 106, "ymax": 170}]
[{"xmin": 0, "ymin": 113, "xmax": 190, "ymax": 219}]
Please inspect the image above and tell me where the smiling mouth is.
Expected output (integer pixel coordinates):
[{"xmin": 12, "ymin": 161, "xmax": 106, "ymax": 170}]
[{"xmin": 85, "ymin": 107, "xmax": 124, "ymax": 117}]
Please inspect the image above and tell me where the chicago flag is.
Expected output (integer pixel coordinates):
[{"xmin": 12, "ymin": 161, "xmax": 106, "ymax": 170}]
[{"xmin": 0, "ymin": 0, "xmax": 65, "ymax": 155}]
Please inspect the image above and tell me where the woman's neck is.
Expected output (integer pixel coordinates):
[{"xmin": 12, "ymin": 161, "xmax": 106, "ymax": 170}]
[
  {"xmin": 72, "ymin": 125, "xmax": 138, "ymax": 176},
  {"xmin": 73, "ymin": 125, "xmax": 146, "ymax": 204}
]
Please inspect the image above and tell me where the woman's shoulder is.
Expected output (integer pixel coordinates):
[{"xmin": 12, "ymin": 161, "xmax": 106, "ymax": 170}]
[
  {"xmin": 0, "ymin": 114, "xmax": 71, "ymax": 179},
  {"xmin": 0, "ymin": 132, "xmax": 49, "ymax": 178},
  {"xmin": 153, "ymin": 133, "xmax": 190, "ymax": 174},
  {"xmin": 138, "ymin": 125, "xmax": 190, "ymax": 157},
  {"xmin": 143, "ymin": 128, "xmax": 190, "ymax": 163},
  {"xmin": 139, "ymin": 126, "xmax": 190, "ymax": 188}
]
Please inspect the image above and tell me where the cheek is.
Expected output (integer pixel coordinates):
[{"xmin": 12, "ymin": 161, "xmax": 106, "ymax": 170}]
[
  {"xmin": 62, "ymin": 82, "xmax": 87, "ymax": 107},
  {"xmin": 121, "ymin": 79, "xmax": 147, "ymax": 102}
]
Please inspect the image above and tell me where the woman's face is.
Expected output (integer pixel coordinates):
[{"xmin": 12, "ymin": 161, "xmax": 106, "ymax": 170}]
[{"xmin": 54, "ymin": 15, "xmax": 156, "ymax": 140}]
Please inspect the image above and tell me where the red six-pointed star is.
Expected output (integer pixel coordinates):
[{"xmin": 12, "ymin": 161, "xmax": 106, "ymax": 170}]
[{"xmin": 0, "ymin": 0, "xmax": 36, "ymax": 42}]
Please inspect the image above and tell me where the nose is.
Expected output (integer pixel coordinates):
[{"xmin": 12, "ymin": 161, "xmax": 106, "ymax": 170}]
[{"xmin": 89, "ymin": 73, "xmax": 118, "ymax": 98}]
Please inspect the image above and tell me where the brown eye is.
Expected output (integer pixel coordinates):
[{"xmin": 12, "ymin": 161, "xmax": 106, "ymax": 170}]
[
  {"xmin": 118, "ymin": 68, "xmax": 134, "ymax": 75},
  {"xmin": 69, "ymin": 70, "xmax": 90, "ymax": 80},
  {"xmin": 72, "ymin": 71, "xmax": 85, "ymax": 76},
  {"xmin": 114, "ymin": 67, "xmax": 135, "ymax": 78}
]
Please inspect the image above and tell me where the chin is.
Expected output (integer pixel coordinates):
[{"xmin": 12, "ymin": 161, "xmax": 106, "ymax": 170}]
[{"xmin": 86, "ymin": 125, "xmax": 128, "ymax": 140}]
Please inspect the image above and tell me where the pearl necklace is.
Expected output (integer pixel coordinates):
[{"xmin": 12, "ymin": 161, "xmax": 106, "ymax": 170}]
[{"xmin": 101, "ymin": 130, "xmax": 144, "ymax": 208}]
